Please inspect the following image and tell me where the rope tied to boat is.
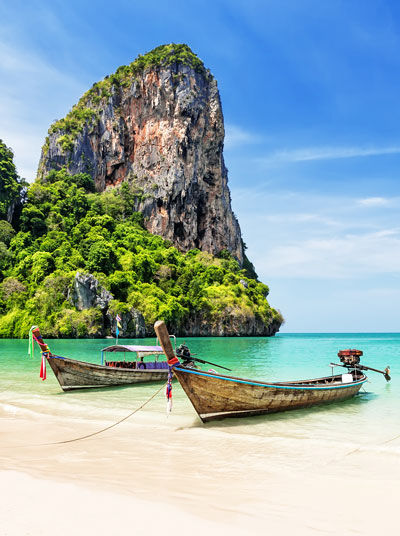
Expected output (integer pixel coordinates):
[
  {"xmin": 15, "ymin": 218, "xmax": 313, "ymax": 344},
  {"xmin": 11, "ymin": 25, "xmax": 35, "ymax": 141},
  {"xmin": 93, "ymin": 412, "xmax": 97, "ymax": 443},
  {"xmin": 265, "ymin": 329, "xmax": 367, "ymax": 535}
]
[
  {"xmin": 44, "ymin": 382, "xmax": 167, "ymax": 445},
  {"xmin": 1, "ymin": 383, "xmax": 167, "ymax": 450}
]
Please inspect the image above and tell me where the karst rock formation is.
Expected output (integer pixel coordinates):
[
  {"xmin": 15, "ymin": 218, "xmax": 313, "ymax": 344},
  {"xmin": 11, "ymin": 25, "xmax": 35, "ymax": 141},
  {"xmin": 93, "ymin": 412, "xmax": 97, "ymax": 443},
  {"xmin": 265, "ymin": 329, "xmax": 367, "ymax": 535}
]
[{"xmin": 38, "ymin": 44, "xmax": 244, "ymax": 264}]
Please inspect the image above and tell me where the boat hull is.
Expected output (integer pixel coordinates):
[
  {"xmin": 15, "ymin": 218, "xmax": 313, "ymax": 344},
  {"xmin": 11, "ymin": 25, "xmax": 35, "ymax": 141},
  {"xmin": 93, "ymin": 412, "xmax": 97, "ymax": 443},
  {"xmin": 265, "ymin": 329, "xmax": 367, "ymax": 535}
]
[
  {"xmin": 173, "ymin": 367, "xmax": 367, "ymax": 422},
  {"xmin": 47, "ymin": 355, "xmax": 168, "ymax": 391}
]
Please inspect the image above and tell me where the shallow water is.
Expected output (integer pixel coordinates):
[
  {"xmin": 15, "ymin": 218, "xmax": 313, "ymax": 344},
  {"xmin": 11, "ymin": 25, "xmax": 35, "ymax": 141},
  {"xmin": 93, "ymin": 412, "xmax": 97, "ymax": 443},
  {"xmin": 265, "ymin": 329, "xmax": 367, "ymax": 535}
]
[
  {"xmin": 1, "ymin": 333, "xmax": 399, "ymax": 536},
  {"xmin": 1, "ymin": 333, "xmax": 399, "ymax": 456}
]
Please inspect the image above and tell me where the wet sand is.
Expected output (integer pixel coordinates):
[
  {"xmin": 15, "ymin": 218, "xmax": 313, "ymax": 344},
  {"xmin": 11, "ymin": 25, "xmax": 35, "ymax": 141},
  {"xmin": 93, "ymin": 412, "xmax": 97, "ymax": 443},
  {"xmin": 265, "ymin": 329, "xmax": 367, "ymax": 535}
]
[{"xmin": 1, "ymin": 400, "xmax": 400, "ymax": 536}]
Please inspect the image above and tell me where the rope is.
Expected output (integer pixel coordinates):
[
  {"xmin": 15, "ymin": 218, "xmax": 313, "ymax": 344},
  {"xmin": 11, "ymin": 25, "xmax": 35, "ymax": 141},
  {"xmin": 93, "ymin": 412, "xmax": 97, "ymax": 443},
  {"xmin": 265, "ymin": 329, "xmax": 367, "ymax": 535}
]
[
  {"xmin": 1, "ymin": 383, "xmax": 166, "ymax": 449},
  {"xmin": 340, "ymin": 386, "xmax": 400, "ymax": 456},
  {"xmin": 44, "ymin": 383, "xmax": 166, "ymax": 446},
  {"xmin": 380, "ymin": 433, "xmax": 400, "ymax": 445},
  {"xmin": 343, "ymin": 431, "xmax": 400, "ymax": 458}
]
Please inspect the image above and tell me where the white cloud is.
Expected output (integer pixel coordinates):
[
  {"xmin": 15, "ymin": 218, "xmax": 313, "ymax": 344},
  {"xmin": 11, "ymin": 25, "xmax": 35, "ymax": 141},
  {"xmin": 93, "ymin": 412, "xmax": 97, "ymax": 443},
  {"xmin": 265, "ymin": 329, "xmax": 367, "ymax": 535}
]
[
  {"xmin": 224, "ymin": 124, "xmax": 261, "ymax": 149},
  {"xmin": 0, "ymin": 40, "xmax": 81, "ymax": 97},
  {"xmin": 263, "ymin": 212, "xmax": 341, "ymax": 227},
  {"xmin": 231, "ymin": 187, "xmax": 400, "ymax": 280},
  {"xmin": 0, "ymin": 39, "xmax": 85, "ymax": 180},
  {"xmin": 254, "ymin": 229, "xmax": 400, "ymax": 279},
  {"xmin": 357, "ymin": 197, "xmax": 389, "ymax": 207},
  {"xmin": 257, "ymin": 145, "xmax": 400, "ymax": 165},
  {"xmin": 0, "ymin": 128, "xmax": 43, "ymax": 181}
]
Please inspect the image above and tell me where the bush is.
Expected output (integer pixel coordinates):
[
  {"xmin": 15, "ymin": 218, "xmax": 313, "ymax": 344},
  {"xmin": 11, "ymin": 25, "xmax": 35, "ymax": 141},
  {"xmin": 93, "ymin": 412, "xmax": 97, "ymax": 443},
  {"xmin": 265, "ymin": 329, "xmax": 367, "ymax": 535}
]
[
  {"xmin": 0, "ymin": 140, "xmax": 24, "ymax": 222},
  {"xmin": 31, "ymin": 252, "xmax": 56, "ymax": 283},
  {"xmin": 20, "ymin": 206, "xmax": 47, "ymax": 237},
  {"xmin": 0, "ymin": 220, "xmax": 15, "ymax": 245},
  {"xmin": 86, "ymin": 240, "xmax": 118, "ymax": 274}
]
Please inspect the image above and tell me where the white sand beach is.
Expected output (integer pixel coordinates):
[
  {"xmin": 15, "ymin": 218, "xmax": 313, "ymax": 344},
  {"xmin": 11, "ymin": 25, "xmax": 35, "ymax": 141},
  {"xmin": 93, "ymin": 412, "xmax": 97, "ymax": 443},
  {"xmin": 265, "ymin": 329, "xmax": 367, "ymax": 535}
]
[{"xmin": 1, "ymin": 398, "xmax": 400, "ymax": 536}]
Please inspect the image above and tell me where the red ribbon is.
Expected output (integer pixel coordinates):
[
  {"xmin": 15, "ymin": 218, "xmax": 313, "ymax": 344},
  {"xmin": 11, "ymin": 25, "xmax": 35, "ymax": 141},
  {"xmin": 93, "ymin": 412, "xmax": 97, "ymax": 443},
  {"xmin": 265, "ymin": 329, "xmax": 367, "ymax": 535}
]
[{"xmin": 40, "ymin": 354, "xmax": 47, "ymax": 381}]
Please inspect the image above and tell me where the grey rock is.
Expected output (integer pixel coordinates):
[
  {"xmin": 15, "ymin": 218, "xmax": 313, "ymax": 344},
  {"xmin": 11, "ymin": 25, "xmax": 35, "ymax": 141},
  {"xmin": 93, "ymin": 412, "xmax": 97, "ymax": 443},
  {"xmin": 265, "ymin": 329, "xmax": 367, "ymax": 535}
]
[
  {"xmin": 106, "ymin": 308, "xmax": 146, "ymax": 338},
  {"xmin": 180, "ymin": 312, "xmax": 281, "ymax": 337},
  {"xmin": 68, "ymin": 272, "xmax": 113, "ymax": 311}
]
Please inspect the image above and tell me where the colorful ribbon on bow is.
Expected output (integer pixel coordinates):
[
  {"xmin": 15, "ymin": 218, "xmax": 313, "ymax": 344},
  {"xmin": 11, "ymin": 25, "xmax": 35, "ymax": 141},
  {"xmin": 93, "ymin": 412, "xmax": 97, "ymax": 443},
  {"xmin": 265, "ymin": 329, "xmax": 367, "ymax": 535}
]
[
  {"xmin": 28, "ymin": 327, "xmax": 35, "ymax": 358},
  {"xmin": 28, "ymin": 326, "xmax": 49, "ymax": 381},
  {"xmin": 166, "ymin": 355, "xmax": 180, "ymax": 414},
  {"xmin": 166, "ymin": 367, "xmax": 173, "ymax": 414},
  {"xmin": 40, "ymin": 353, "xmax": 47, "ymax": 381}
]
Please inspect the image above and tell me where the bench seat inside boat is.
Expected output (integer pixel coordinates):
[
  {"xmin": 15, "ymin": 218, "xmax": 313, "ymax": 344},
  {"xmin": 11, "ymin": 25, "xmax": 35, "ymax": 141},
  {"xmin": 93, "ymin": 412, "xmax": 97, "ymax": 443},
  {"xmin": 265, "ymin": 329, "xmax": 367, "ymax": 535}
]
[{"xmin": 105, "ymin": 361, "xmax": 169, "ymax": 369}]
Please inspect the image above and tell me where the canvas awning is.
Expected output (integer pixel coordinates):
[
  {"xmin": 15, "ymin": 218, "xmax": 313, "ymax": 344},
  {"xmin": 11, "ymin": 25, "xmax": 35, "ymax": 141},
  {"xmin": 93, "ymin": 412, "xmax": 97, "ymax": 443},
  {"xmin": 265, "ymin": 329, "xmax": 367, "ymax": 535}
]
[{"xmin": 102, "ymin": 345, "xmax": 164, "ymax": 354}]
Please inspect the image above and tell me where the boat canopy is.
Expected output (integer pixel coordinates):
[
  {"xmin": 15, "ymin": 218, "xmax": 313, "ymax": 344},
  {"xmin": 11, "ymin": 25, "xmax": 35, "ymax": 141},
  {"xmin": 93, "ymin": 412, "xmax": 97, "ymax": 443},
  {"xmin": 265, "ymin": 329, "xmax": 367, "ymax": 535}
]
[{"xmin": 102, "ymin": 345, "xmax": 164, "ymax": 354}]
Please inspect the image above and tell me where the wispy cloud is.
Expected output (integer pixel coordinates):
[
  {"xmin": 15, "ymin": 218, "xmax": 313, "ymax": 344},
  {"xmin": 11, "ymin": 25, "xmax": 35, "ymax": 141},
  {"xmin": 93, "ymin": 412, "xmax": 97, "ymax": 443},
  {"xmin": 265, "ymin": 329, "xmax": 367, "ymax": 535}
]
[
  {"xmin": 357, "ymin": 196, "xmax": 390, "ymax": 207},
  {"xmin": 0, "ymin": 38, "xmax": 85, "ymax": 180},
  {"xmin": 262, "ymin": 212, "xmax": 341, "ymax": 228},
  {"xmin": 231, "ymin": 186, "xmax": 400, "ymax": 280},
  {"xmin": 224, "ymin": 124, "xmax": 261, "ymax": 150},
  {"xmin": 254, "ymin": 229, "xmax": 400, "ymax": 279},
  {"xmin": 257, "ymin": 145, "xmax": 400, "ymax": 165}
]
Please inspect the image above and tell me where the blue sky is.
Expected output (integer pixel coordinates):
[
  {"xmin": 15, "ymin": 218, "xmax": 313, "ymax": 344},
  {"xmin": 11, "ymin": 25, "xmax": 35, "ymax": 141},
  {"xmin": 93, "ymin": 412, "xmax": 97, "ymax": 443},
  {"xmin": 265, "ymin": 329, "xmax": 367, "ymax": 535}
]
[{"xmin": 1, "ymin": 0, "xmax": 399, "ymax": 332}]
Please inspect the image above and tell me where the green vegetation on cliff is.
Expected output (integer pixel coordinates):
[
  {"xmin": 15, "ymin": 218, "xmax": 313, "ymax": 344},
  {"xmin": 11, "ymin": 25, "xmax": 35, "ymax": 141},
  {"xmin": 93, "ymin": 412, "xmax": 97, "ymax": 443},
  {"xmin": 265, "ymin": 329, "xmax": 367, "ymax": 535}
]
[
  {"xmin": 0, "ymin": 140, "xmax": 25, "ymax": 222},
  {"xmin": 0, "ymin": 168, "xmax": 282, "ymax": 338}
]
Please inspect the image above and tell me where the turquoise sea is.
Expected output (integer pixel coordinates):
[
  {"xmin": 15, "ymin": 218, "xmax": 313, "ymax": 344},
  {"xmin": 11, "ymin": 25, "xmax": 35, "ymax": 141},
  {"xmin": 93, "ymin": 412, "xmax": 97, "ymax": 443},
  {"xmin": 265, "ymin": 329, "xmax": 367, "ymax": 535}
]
[
  {"xmin": 1, "ymin": 332, "xmax": 399, "ymax": 453},
  {"xmin": 1, "ymin": 333, "xmax": 399, "ymax": 536}
]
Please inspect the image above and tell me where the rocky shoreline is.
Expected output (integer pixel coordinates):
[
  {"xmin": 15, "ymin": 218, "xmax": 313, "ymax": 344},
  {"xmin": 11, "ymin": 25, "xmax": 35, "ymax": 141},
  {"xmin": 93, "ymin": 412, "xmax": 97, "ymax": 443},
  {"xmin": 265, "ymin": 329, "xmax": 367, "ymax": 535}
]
[{"xmin": 66, "ymin": 272, "xmax": 281, "ymax": 338}]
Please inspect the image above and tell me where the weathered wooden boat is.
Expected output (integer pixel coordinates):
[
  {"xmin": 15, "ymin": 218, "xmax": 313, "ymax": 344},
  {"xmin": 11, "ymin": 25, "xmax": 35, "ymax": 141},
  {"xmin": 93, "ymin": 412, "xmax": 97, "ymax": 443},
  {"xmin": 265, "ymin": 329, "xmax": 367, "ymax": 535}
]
[
  {"xmin": 154, "ymin": 320, "xmax": 390, "ymax": 423},
  {"xmin": 30, "ymin": 326, "xmax": 170, "ymax": 391},
  {"xmin": 171, "ymin": 367, "xmax": 367, "ymax": 422}
]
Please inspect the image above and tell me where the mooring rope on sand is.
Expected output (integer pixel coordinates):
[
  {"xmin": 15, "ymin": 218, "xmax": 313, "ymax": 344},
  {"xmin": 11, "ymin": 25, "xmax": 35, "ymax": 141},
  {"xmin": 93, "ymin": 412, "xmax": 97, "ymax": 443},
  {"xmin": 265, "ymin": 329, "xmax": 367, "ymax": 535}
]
[
  {"xmin": 1, "ymin": 383, "xmax": 166, "ymax": 449},
  {"xmin": 44, "ymin": 382, "xmax": 167, "ymax": 446},
  {"xmin": 341, "ymin": 431, "xmax": 400, "ymax": 459},
  {"xmin": 379, "ymin": 433, "xmax": 400, "ymax": 445}
]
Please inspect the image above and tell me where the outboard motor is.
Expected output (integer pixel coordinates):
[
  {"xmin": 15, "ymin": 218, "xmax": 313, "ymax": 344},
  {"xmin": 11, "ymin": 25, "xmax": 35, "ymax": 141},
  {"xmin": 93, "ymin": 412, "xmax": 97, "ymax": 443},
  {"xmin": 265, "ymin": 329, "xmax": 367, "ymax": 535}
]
[
  {"xmin": 332, "ymin": 349, "xmax": 390, "ymax": 381},
  {"xmin": 176, "ymin": 343, "xmax": 192, "ymax": 361},
  {"xmin": 176, "ymin": 343, "xmax": 197, "ymax": 367},
  {"xmin": 338, "ymin": 349, "xmax": 363, "ymax": 367}
]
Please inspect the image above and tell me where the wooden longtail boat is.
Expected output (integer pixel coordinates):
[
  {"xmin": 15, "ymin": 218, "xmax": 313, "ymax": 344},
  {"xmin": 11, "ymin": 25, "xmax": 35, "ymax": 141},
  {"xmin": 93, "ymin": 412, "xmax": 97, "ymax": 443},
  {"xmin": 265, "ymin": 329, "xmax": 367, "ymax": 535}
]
[
  {"xmin": 31, "ymin": 327, "xmax": 169, "ymax": 391},
  {"xmin": 154, "ymin": 320, "xmax": 369, "ymax": 422},
  {"xmin": 172, "ymin": 367, "xmax": 367, "ymax": 422}
]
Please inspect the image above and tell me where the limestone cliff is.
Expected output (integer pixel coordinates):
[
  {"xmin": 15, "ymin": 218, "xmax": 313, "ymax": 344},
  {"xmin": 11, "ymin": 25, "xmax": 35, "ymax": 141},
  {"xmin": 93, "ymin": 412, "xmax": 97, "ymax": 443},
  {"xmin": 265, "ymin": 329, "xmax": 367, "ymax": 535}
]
[{"xmin": 38, "ymin": 44, "xmax": 243, "ymax": 263}]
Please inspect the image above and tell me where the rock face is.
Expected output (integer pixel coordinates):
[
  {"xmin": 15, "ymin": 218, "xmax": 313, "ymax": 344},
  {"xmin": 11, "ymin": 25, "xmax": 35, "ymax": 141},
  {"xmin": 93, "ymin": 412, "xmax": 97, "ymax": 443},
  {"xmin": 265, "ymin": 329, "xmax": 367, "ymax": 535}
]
[
  {"xmin": 68, "ymin": 272, "xmax": 113, "ymax": 311},
  {"xmin": 69, "ymin": 272, "xmax": 146, "ymax": 337},
  {"xmin": 106, "ymin": 308, "xmax": 146, "ymax": 338},
  {"xmin": 37, "ymin": 44, "xmax": 243, "ymax": 263},
  {"xmin": 179, "ymin": 312, "xmax": 282, "ymax": 337}
]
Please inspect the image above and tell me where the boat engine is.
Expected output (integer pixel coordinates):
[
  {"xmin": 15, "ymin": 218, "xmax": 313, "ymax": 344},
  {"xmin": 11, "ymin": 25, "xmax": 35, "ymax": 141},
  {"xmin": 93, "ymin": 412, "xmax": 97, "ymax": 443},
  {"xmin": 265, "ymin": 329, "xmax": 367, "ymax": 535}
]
[
  {"xmin": 176, "ymin": 343, "xmax": 192, "ymax": 363},
  {"xmin": 338, "ymin": 349, "xmax": 363, "ymax": 367}
]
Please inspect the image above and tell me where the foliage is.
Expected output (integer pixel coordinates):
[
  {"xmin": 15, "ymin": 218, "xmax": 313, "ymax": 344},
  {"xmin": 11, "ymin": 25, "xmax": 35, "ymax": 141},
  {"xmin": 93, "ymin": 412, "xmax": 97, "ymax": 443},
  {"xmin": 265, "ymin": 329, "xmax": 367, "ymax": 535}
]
[
  {"xmin": 0, "ymin": 220, "xmax": 15, "ymax": 245},
  {"xmin": 129, "ymin": 43, "xmax": 206, "ymax": 75},
  {"xmin": 0, "ymin": 169, "xmax": 281, "ymax": 337},
  {"xmin": 86, "ymin": 240, "xmax": 118, "ymax": 275},
  {"xmin": 0, "ymin": 140, "xmax": 25, "ymax": 221}
]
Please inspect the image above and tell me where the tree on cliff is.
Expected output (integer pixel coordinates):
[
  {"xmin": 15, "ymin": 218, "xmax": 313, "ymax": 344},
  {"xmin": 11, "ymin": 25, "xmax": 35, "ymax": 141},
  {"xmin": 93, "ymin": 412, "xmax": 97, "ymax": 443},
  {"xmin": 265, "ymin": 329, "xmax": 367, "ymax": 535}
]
[{"xmin": 0, "ymin": 140, "xmax": 25, "ymax": 224}]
